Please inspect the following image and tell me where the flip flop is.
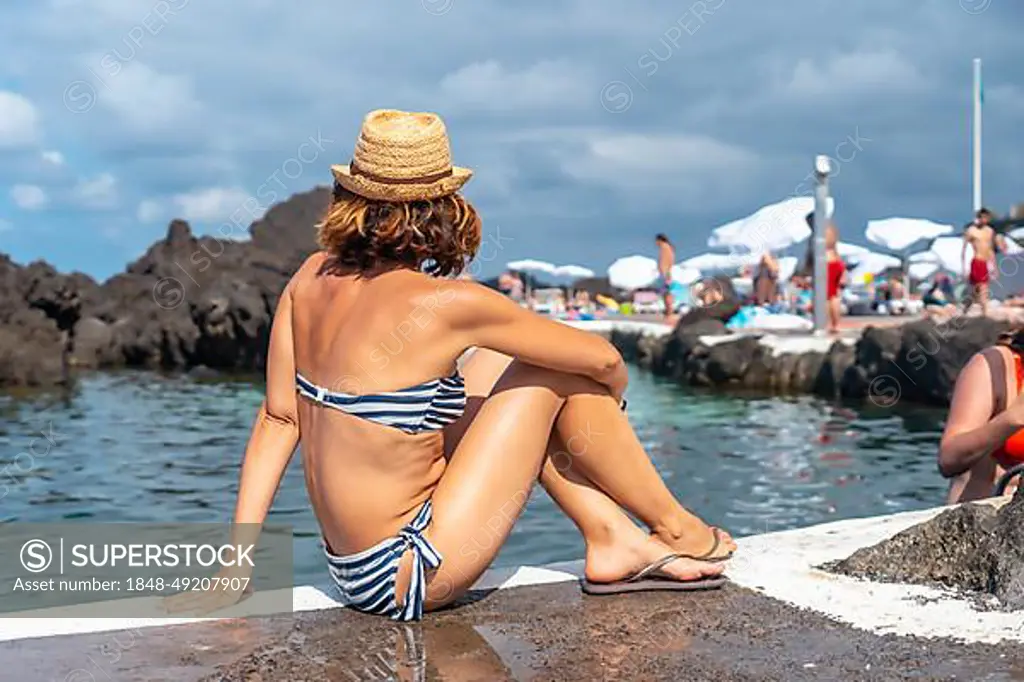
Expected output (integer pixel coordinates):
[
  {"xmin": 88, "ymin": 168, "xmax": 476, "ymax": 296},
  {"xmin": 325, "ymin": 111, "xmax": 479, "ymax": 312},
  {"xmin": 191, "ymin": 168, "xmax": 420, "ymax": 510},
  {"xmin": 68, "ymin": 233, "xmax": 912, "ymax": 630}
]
[
  {"xmin": 677, "ymin": 527, "xmax": 734, "ymax": 563},
  {"xmin": 580, "ymin": 553, "xmax": 728, "ymax": 596}
]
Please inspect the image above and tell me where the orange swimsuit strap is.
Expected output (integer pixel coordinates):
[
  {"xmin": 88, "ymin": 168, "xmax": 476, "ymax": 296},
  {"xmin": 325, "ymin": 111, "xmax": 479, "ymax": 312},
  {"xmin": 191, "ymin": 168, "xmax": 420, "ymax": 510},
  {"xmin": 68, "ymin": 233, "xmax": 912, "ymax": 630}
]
[{"xmin": 995, "ymin": 350, "xmax": 1024, "ymax": 465}]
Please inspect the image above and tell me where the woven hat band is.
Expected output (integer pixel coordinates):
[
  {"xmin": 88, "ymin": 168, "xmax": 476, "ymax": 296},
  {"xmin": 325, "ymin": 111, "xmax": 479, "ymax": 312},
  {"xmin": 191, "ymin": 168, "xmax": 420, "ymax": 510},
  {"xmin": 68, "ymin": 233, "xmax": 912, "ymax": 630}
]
[{"xmin": 348, "ymin": 160, "xmax": 454, "ymax": 185}]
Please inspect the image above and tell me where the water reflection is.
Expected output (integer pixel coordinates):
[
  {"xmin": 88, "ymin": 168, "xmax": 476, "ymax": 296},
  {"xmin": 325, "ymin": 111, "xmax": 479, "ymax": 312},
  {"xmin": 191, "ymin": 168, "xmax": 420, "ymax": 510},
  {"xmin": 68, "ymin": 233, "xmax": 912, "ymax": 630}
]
[{"xmin": 330, "ymin": 622, "xmax": 515, "ymax": 681}]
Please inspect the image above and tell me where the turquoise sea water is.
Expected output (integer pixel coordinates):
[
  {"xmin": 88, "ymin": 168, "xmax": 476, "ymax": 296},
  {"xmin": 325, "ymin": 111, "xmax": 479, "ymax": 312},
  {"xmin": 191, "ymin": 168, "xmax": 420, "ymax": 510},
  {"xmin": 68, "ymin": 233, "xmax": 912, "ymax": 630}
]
[{"xmin": 0, "ymin": 369, "xmax": 948, "ymax": 584}]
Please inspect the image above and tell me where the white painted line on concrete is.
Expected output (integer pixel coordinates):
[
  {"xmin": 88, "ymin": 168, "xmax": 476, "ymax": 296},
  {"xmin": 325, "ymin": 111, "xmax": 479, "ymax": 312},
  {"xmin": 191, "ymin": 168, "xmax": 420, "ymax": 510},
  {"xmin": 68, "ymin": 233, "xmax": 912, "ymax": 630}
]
[{"xmin": 727, "ymin": 500, "xmax": 1024, "ymax": 644}]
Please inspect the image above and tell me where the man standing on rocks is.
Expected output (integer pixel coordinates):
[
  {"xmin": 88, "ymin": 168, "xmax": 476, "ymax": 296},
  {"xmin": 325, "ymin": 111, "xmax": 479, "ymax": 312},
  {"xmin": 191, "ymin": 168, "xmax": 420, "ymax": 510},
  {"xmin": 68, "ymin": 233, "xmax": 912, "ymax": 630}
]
[
  {"xmin": 654, "ymin": 233, "xmax": 677, "ymax": 323},
  {"xmin": 962, "ymin": 208, "xmax": 1003, "ymax": 317}
]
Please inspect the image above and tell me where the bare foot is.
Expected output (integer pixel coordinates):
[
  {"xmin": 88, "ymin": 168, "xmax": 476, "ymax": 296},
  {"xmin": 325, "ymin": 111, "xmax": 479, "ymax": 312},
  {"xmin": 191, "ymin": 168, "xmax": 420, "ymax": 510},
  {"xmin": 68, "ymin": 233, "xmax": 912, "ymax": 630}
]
[
  {"xmin": 652, "ymin": 517, "xmax": 737, "ymax": 560},
  {"xmin": 584, "ymin": 527, "xmax": 725, "ymax": 585}
]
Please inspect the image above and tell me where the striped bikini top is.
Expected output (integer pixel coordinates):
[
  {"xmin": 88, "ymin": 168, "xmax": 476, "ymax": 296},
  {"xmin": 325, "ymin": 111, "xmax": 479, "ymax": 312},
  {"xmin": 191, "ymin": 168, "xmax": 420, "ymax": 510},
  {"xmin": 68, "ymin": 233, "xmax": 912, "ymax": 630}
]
[{"xmin": 295, "ymin": 371, "xmax": 466, "ymax": 434}]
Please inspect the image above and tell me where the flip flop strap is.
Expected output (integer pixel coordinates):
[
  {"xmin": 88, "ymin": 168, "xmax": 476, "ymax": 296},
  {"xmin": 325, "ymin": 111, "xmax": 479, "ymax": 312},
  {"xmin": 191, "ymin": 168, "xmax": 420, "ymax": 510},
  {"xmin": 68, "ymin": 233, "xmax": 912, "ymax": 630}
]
[
  {"xmin": 628, "ymin": 553, "xmax": 684, "ymax": 582},
  {"xmin": 694, "ymin": 527, "xmax": 722, "ymax": 560}
]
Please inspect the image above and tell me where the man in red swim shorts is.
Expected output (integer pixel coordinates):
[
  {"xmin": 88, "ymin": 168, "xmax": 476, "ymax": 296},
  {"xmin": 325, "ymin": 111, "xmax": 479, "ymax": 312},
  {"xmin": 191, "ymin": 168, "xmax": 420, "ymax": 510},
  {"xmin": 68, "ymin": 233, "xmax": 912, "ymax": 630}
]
[{"xmin": 962, "ymin": 208, "xmax": 1002, "ymax": 317}]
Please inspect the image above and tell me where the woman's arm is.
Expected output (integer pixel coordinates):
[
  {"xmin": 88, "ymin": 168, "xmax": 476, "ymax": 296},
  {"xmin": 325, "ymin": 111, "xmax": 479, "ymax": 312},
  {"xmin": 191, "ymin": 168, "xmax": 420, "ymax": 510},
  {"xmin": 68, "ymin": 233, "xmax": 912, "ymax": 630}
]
[
  {"xmin": 164, "ymin": 278, "xmax": 300, "ymax": 614},
  {"xmin": 938, "ymin": 352, "xmax": 1022, "ymax": 477},
  {"xmin": 446, "ymin": 281, "xmax": 628, "ymax": 399},
  {"xmin": 233, "ymin": 281, "xmax": 301, "ymax": 529}
]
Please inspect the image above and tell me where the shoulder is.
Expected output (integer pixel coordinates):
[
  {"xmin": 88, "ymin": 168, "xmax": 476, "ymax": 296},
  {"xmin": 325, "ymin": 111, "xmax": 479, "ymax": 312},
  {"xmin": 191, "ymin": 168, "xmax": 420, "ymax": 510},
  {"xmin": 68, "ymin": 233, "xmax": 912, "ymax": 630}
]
[
  {"xmin": 288, "ymin": 252, "xmax": 331, "ymax": 290},
  {"xmin": 436, "ymin": 279, "xmax": 519, "ymax": 327}
]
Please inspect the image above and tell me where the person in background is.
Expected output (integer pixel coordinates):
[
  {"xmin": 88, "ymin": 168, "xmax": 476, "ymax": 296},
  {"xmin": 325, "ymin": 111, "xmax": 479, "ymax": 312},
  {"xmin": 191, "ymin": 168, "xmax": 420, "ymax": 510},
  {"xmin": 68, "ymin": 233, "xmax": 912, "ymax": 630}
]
[
  {"xmin": 939, "ymin": 328, "xmax": 1024, "ymax": 502},
  {"xmin": 654, "ymin": 233, "xmax": 677, "ymax": 322},
  {"xmin": 923, "ymin": 273, "xmax": 955, "ymax": 308},
  {"xmin": 753, "ymin": 251, "xmax": 779, "ymax": 305},
  {"xmin": 888, "ymin": 276, "xmax": 907, "ymax": 315},
  {"xmin": 825, "ymin": 222, "xmax": 846, "ymax": 334},
  {"xmin": 962, "ymin": 208, "xmax": 1003, "ymax": 317}
]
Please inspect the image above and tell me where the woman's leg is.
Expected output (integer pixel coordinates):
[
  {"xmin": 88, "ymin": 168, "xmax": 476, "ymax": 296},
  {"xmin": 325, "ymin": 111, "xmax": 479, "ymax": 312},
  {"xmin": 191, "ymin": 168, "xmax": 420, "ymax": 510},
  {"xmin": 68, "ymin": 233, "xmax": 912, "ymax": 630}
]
[
  {"xmin": 441, "ymin": 349, "xmax": 731, "ymax": 567},
  {"xmin": 827, "ymin": 296, "xmax": 841, "ymax": 333},
  {"xmin": 425, "ymin": 354, "xmax": 724, "ymax": 610}
]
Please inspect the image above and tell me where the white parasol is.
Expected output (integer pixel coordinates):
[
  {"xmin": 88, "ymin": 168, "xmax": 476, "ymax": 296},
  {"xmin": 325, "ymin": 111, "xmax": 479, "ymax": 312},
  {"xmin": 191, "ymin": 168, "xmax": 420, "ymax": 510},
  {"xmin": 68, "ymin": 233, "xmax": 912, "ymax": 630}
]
[
  {"xmin": 553, "ymin": 264, "xmax": 595, "ymax": 280},
  {"xmin": 865, "ymin": 218, "xmax": 953, "ymax": 252},
  {"xmin": 680, "ymin": 251, "xmax": 760, "ymax": 273},
  {"xmin": 507, "ymin": 259, "xmax": 557, "ymax": 275},
  {"xmin": 776, "ymin": 256, "xmax": 799, "ymax": 282},
  {"xmin": 708, "ymin": 196, "xmax": 834, "ymax": 253},
  {"xmin": 607, "ymin": 255, "xmax": 659, "ymax": 290},
  {"xmin": 847, "ymin": 251, "xmax": 903, "ymax": 285},
  {"xmin": 607, "ymin": 256, "xmax": 698, "ymax": 290}
]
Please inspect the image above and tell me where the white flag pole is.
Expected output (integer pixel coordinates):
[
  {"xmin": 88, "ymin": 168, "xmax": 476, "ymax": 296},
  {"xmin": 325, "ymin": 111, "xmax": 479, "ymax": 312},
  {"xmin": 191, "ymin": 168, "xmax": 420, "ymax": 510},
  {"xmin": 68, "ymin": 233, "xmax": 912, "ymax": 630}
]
[{"xmin": 972, "ymin": 57, "xmax": 982, "ymax": 213}]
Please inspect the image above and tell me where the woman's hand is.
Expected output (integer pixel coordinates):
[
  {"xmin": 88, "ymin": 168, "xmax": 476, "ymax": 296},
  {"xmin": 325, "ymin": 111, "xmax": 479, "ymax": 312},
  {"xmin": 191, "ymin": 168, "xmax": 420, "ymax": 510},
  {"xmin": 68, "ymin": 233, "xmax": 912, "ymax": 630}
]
[
  {"xmin": 162, "ymin": 563, "xmax": 253, "ymax": 617},
  {"xmin": 606, "ymin": 359, "xmax": 629, "ymax": 404},
  {"xmin": 1001, "ymin": 392, "xmax": 1024, "ymax": 430}
]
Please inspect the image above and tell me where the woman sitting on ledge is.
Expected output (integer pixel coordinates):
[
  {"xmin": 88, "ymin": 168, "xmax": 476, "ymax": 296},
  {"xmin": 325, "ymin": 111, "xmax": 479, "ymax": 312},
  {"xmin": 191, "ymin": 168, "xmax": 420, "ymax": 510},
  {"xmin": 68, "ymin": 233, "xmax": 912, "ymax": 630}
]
[
  {"xmin": 184, "ymin": 110, "xmax": 734, "ymax": 621},
  {"xmin": 939, "ymin": 329, "xmax": 1024, "ymax": 503}
]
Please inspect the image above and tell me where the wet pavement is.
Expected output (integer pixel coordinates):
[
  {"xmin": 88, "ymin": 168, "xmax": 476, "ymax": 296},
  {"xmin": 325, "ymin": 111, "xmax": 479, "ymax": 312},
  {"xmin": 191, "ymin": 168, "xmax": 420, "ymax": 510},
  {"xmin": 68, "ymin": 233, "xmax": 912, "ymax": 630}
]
[{"xmin": 6, "ymin": 580, "xmax": 1024, "ymax": 681}]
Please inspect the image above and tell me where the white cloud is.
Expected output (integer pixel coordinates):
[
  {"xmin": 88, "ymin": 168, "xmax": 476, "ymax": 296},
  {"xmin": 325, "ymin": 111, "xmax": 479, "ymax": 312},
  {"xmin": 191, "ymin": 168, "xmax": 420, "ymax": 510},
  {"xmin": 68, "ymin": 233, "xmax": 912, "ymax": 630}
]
[
  {"xmin": 171, "ymin": 187, "xmax": 260, "ymax": 223},
  {"xmin": 784, "ymin": 49, "xmax": 924, "ymax": 97},
  {"xmin": 41, "ymin": 150, "xmax": 65, "ymax": 165},
  {"xmin": 439, "ymin": 59, "xmax": 592, "ymax": 112},
  {"xmin": 0, "ymin": 91, "xmax": 39, "ymax": 148},
  {"xmin": 556, "ymin": 131, "xmax": 764, "ymax": 206},
  {"xmin": 136, "ymin": 199, "xmax": 164, "ymax": 223},
  {"xmin": 562, "ymin": 132, "xmax": 762, "ymax": 184},
  {"xmin": 99, "ymin": 62, "xmax": 202, "ymax": 131},
  {"xmin": 73, "ymin": 173, "xmax": 118, "ymax": 208},
  {"xmin": 10, "ymin": 184, "xmax": 48, "ymax": 210}
]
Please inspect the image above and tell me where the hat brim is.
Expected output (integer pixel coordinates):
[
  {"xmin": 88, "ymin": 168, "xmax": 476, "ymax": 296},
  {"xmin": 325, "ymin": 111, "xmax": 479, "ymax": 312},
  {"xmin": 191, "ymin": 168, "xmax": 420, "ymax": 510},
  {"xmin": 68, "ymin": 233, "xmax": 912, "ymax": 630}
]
[{"xmin": 331, "ymin": 164, "xmax": 473, "ymax": 202}]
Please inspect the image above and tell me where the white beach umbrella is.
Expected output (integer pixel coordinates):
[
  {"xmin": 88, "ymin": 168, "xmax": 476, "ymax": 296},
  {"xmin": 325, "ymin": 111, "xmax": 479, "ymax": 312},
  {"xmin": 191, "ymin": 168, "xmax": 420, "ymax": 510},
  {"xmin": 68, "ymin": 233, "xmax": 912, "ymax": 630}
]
[
  {"xmin": 607, "ymin": 255, "xmax": 659, "ymax": 290},
  {"xmin": 1011, "ymin": 227, "xmax": 1024, "ymax": 241},
  {"xmin": 776, "ymin": 256, "xmax": 799, "ymax": 282},
  {"xmin": 708, "ymin": 196, "xmax": 834, "ymax": 253},
  {"xmin": 506, "ymin": 259, "xmax": 557, "ymax": 275},
  {"xmin": 671, "ymin": 265, "xmax": 702, "ymax": 285},
  {"xmin": 847, "ymin": 251, "xmax": 903, "ymax": 284},
  {"xmin": 865, "ymin": 218, "xmax": 953, "ymax": 252},
  {"xmin": 553, "ymin": 264, "xmax": 595, "ymax": 280},
  {"xmin": 680, "ymin": 251, "xmax": 759, "ymax": 273},
  {"xmin": 909, "ymin": 237, "xmax": 964, "ymax": 274},
  {"xmin": 908, "ymin": 261, "xmax": 940, "ymax": 280},
  {"xmin": 837, "ymin": 242, "xmax": 873, "ymax": 260}
]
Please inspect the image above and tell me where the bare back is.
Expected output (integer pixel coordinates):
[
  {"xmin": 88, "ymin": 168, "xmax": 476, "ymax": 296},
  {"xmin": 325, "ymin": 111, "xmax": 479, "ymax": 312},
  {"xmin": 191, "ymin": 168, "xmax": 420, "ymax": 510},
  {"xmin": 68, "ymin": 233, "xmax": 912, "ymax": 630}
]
[
  {"xmin": 657, "ymin": 242, "xmax": 674, "ymax": 276},
  {"xmin": 289, "ymin": 254, "xmax": 464, "ymax": 554}
]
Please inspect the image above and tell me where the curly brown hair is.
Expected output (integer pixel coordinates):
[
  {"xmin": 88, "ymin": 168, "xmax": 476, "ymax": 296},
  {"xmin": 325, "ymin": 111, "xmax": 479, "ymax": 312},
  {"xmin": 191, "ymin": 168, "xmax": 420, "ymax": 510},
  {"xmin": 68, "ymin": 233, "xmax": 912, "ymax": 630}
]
[{"xmin": 316, "ymin": 185, "xmax": 482, "ymax": 277}]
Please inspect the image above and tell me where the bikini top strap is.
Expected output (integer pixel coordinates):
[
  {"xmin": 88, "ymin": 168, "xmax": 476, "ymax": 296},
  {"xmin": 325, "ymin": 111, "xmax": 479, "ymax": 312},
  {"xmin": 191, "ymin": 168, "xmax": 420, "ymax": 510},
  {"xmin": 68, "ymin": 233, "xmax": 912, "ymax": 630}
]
[
  {"xmin": 1015, "ymin": 351, "xmax": 1024, "ymax": 395},
  {"xmin": 980, "ymin": 347, "xmax": 1008, "ymax": 416}
]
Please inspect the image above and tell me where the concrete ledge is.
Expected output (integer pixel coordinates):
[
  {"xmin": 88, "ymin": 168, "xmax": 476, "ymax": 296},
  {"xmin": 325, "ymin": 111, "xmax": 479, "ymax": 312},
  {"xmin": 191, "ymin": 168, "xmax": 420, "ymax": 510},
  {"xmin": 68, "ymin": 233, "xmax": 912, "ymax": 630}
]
[{"xmin": 3, "ymin": 500, "xmax": 1019, "ymax": 646}]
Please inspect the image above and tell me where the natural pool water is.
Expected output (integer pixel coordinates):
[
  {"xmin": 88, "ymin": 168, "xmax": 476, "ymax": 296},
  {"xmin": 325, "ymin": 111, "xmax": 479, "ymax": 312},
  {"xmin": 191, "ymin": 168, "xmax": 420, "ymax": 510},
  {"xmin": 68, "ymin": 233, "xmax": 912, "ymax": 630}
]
[{"xmin": 0, "ymin": 369, "xmax": 948, "ymax": 584}]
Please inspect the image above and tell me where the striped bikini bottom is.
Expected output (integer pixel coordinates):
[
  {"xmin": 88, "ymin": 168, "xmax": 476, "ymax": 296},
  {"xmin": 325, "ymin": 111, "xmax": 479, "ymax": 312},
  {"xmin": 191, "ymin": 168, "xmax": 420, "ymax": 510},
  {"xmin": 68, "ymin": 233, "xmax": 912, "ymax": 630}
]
[{"xmin": 324, "ymin": 500, "xmax": 443, "ymax": 621}]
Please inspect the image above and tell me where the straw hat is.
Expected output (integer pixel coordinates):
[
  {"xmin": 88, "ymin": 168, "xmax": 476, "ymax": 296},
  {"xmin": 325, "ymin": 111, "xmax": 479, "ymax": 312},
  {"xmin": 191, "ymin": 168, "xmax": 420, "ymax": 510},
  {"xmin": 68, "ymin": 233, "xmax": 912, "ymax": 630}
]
[{"xmin": 331, "ymin": 109, "xmax": 472, "ymax": 202}]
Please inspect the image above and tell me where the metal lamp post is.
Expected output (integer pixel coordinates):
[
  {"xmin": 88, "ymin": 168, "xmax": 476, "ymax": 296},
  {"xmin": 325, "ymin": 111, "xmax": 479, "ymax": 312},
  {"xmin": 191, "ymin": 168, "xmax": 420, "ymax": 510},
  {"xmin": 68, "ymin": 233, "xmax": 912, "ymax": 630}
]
[{"xmin": 812, "ymin": 155, "xmax": 832, "ymax": 333}]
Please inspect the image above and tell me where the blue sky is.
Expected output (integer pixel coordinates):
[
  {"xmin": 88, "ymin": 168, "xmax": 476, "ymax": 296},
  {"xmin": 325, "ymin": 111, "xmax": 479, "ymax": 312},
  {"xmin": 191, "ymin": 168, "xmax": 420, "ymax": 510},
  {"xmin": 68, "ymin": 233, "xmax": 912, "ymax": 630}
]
[{"xmin": 1, "ymin": 0, "xmax": 1022, "ymax": 280}]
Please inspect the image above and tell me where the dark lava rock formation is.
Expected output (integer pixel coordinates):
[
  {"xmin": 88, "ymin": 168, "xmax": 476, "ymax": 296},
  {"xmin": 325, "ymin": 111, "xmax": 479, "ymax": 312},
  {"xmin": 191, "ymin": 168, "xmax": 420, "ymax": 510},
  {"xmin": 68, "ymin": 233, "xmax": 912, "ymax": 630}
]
[
  {"xmin": 0, "ymin": 186, "xmax": 329, "ymax": 389},
  {"xmin": 612, "ymin": 313, "xmax": 1012, "ymax": 404},
  {"xmin": 827, "ymin": 490, "xmax": 1024, "ymax": 609}
]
